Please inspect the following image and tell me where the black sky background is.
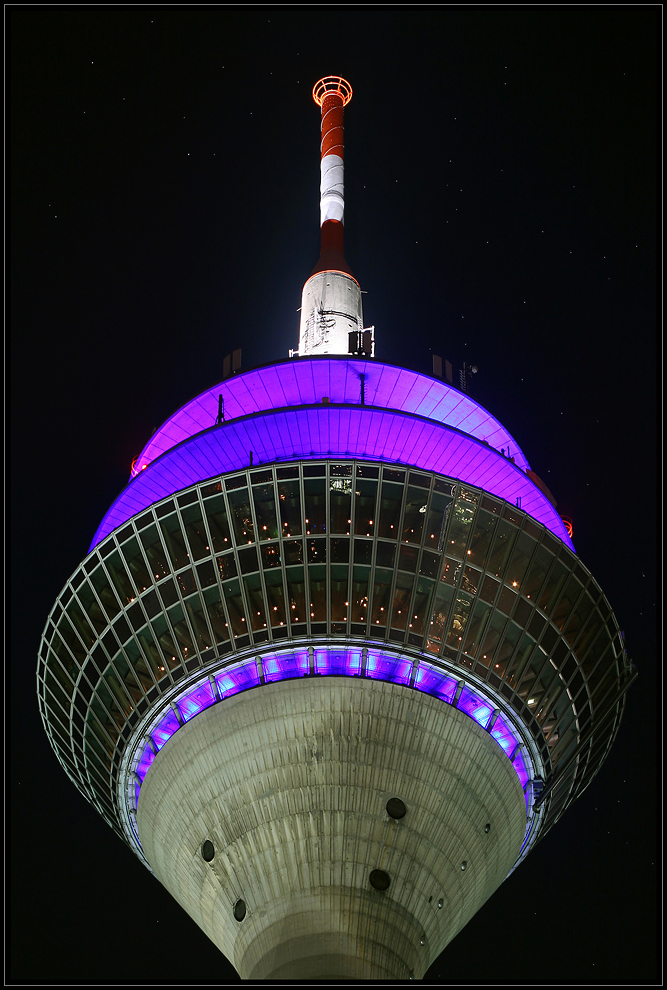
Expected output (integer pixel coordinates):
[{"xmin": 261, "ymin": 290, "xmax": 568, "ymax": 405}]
[{"xmin": 9, "ymin": 7, "xmax": 660, "ymax": 984}]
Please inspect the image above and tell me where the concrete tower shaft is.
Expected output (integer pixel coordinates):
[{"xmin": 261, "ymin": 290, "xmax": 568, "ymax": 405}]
[
  {"xmin": 137, "ymin": 678, "xmax": 527, "ymax": 980},
  {"xmin": 298, "ymin": 76, "xmax": 372, "ymax": 357}
]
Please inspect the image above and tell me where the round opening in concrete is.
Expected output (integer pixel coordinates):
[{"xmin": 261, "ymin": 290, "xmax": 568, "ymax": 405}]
[
  {"xmin": 201, "ymin": 839, "xmax": 214, "ymax": 862},
  {"xmin": 233, "ymin": 899, "xmax": 247, "ymax": 922},
  {"xmin": 386, "ymin": 797, "xmax": 407, "ymax": 819},
  {"xmin": 369, "ymin": 869, "xmax": 391, "ymax": 891}
]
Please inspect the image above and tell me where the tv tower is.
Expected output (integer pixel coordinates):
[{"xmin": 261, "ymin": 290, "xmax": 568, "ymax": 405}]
[{"xmin": 37, "ymin": 76, "xmax": 634, "ymax": 980}]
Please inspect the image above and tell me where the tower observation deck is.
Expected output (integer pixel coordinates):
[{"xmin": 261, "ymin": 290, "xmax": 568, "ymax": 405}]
[{"xmin": 37, "ymin": 77, "xmax": 634, "ymax": 980}]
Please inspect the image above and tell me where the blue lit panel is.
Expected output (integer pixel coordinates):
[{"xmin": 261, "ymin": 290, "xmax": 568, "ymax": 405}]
[
  {"xmin": 215, "ymin": 664, "xmax": 261, "ymax": 698},
  {"xmin": 490, "ymin": 712, "xmax": 519, "ymax": 757},
  {"xmin": 151, "ymin": 708, "xmax": 181, "ymax": 751},
  {"xmin": 135, "ymin": 746, "xmax": 156, "ymax": 782},
  {"xmin": 512, "ymin": 748, "xmax": 530, "ymax": 791},
  {"xmin": 178, "ymin": 680, "xmax": 214, "ymax": 722},
  {"xmin": 315, "ymin": 649, "xmax": 362, "ymax": 675},
  {"xmin": 264, "ymin": 652, "xmax": 310, "ymax": 682},
  {"xmin": 132, "ymin": 650, "xmax": 531, "ymax": 815},
  {"xmin": 131, "ymin": 359, "xmax": 530, "ymax": 478},
  {"xmin": 91, "ymin": 407, "xmax": 573, "ymax": 551},
  {"xmin": 457, "ymin": 685, "xmax": 494, "ymax": 729},
  {"xmin": 413, "ymin": 666, "xmax": 458, "ymax": 703},
  {"xmin": 365, "ymin": 652, "xmax": 412, "ymax": 685}
]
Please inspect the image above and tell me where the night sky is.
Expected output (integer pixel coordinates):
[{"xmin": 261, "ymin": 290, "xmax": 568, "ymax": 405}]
[{"xmin": 9, "ymin": 8, "xmax": 659, "ymax": 984}]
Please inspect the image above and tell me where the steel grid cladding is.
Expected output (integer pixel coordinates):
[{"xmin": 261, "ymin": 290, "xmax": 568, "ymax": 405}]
[{"xmin": 38, "ymin": 460, "xmax": 629, "ymax": 860}]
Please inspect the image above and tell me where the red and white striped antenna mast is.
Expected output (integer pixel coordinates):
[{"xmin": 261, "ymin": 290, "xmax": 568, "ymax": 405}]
[
  {"xmin": 312, "ymin": 75, "xmax": 353, "ymax": 276},
  {"xmin": 294, "ymin": 76, "xmax": 375, "ymax": 358}
]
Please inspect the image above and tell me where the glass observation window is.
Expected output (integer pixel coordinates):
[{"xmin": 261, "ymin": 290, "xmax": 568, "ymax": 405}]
[
  {"xmin": 303, "ymin": 478, "xmax": 326, "ymax": 535},
  {"xmin": 90, "ymin": 565, "xmax": 122, "ymax": 622},
  {"xmin": 377, "ymin": 481, "xmax": 403, "ymax": 538},
  {"xmin": 228, "ymin": 488, "xmax": 255, "ymax": 545},
  {"xmin": 330, "ymin": 564, "xmax": 349, "ymax": 625},
  {"xmin": 264, "ymin": 569, "xmax": 287, "ymax": 627},
  {"xmin": 402, "ymin": 486, "xmax": 427, "ymax": 545},
  {"xmin": 354, "ymin": 478, "xmax": 378, "ymax": 537},
  {"xmin": 467, "ymin": 510, "xmax": 497, "ymax": 568},
  {"xmin": 462, "ymin": 599, "xmax": 492, "ymax": 659},
  {"xmin": 504, "ymin": 530, "xmax": 535, "ymax": 591},
  {"xmin": 75, "ymin": 583, "xmax": 107, "ymax": 636},
  {"xmin": 522, "ymin": 544, "xmax": 552, "ymax": 602},
  {"xmin": 181, "ymin": 503, "xmax": 211, "ymax": 562},
  {"xmin": 286, "ymin": 566, "xmax": 306, "ymax": 626},
  {"xmin": 159, "ymin": 515, "xmax": 190, "ymax": 571},
  {"xmin": 487, "ymin": 520, "xmax": 518, "ymax": 579},
  {"xmin": 56, "ymin": 613, "xmax": 87, "ymax": 663},
  {"xmin": 278, "ymin": 479, "xmax": 302, "ymax": 537},
  {"xmin": 351, "ymin": 565, "xmax": 370, "ymax": 624},
  {"xmin": 493, "ymin": 620, "xmax": 523, "ymax": 679},
  {"xmin": 205, "ymin": 494, "xmax": 232, "ymax": 552},
  {"xmin": 446, "ymin": 591, "xmax": 473, "ymax": 648},
  {"xmin": 104, "ymin": 551, "xmax": 136, "ymax": 606},
  {"xmin": 121, "ymin": 537, "xmax": 151, "ymax": 594},
  {"xmin": 41, "ymin": 459, "xmax": 625, "ymax": 863},
  {"xmin": 222, "ymin": 577, "xmax": 247, "ymax": 637},
  {"xmin": 252, "ymin": 484, "xmax": 280, "ymax": 541}
]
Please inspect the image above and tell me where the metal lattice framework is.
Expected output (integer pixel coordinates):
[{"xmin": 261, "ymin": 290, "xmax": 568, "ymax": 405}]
[
  {"xmin": 312, "ymin": 76, "xmax": 353, "ymax": 107},
  {"xmin": 37, "ymin": 454, "xmax": 631, "ymax": 869}
]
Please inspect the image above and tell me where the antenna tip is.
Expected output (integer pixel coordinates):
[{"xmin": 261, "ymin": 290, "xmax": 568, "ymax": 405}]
[{"xmin": 313, "ymin": 76, "xmax": 352, "ymax": 107}]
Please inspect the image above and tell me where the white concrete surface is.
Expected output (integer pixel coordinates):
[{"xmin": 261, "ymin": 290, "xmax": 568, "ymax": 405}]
[
  {"xmin": 298, "ymin": 271, "xmax": 363, "ymax": 356},
  {"xmin": 137, "ymin": 676, "xmax": 526, "ymax": 979}
]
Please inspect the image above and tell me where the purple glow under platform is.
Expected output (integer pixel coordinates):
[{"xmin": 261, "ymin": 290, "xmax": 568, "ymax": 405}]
[
  {"xmin": 132, "ymin": 648, "xmax": 532, "ymax": 810},
  {"xmin": 131, "ymin": 358, "xmax": 531, "ymax": 477}
]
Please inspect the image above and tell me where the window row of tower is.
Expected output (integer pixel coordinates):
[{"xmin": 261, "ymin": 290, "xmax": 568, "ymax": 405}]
[{"xmin": 38, "ymin": 461, "xmax": 626, "ymax": 846}]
